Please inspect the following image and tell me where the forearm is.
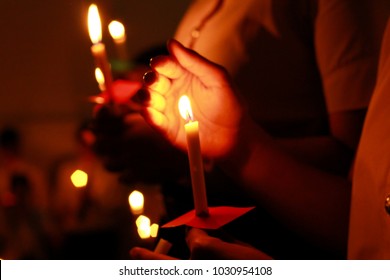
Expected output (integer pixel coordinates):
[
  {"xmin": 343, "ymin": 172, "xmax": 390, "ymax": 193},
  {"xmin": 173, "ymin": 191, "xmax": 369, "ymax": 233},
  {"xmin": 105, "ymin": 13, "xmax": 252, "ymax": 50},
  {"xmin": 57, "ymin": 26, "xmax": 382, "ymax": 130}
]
[
  {"xmin": 276, "ymin": 136, "xmax": 354, "ymax": 176},
  {"xmin": 218, "ymin": 118, "xmax": 351, "ymax": 254}
]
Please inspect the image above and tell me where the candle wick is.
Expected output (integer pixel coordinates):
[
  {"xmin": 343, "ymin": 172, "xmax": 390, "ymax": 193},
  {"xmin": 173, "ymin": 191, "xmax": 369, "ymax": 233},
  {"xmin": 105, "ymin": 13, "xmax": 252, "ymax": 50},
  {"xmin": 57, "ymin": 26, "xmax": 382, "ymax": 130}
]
[{"xmin": 186, "ymin": 111, "xmax": 193, "ymax": 122}]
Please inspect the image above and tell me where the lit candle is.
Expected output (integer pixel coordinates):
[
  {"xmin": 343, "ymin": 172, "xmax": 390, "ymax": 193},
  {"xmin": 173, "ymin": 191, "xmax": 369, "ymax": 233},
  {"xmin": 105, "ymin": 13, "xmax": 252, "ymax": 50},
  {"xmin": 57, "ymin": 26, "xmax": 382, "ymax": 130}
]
[
  {"xmin": 178, "ymin": 95, "xmax": 209, "ymax": 217},
  {"xmin": 88, "ymin": 4, "xmax": 113, "ymax": 99},
  {"xmin": 108, "ymin": 20, "xmax": 128, "ymax": 62},
  {"xmin": 128, "ymin": 190, "xmax": 144, "ymax": 215}
]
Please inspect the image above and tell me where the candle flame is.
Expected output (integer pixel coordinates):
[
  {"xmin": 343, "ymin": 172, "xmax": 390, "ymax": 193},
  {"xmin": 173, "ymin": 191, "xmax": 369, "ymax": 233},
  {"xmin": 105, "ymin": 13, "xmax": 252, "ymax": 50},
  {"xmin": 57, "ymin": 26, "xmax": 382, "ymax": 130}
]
[
  {"xmin": 178, "ymin": 95, "xmax": 193, "ymax": 122},
  {"xmin": 95, "ymin": 67, "xmax": 105, "ymax": 90},
  {"xmin": 150, "ymin": 223, "xmax": 159, "ymax": 238},
  {"xmin": 135, "ymin": 215, "xmax": 150, "ymax": 228},
  {"xmin": 136, "ymin": 215, "xmax": 151, "ymax": 238},
  {"xmin": 70, "ymin": 169, "xmax": 88, "ymax": 188},
  {"xmin": 108, "ymin": 20, "xmax": 126, "ymax": 42},
  {"xmin": 128, "ymin": 190, "xmax": 144, "ymax": 215},
  {"xmin": 137, "ymin": 223, "xmax": 151, "ymax": 239},
  {"xmin": 88, "ymin": 4, "xmax": 102, "ymax": 44}
]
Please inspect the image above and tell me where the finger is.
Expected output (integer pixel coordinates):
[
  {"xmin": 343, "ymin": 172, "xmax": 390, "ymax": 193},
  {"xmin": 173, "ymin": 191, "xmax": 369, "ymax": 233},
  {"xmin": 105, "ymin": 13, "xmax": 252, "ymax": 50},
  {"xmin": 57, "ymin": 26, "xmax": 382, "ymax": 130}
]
[
  {"xmin": 149, "ymin": 91, "xmax": 166, "ymax": 112},
  {"xmin": 149, "ymin": 55, "xmax": 185, "ymax": 80},
  {"xmin": 167, "ymin": 39, "xmax": 230, "ymax": 87},
  {"xmin": 129, "ymin": 247, "xmax": 176, "ymax": 260},
  {"xmin": 185, "ymin": 228, "xmax": 211, "ymax": 252},
  {"xmin": 186, "ymin": 228, "xmax": 272, "ymax": 260},
  {"xmin": 143, "ymin": 107, "xmax": 169, "ymax": 132},
  {"xmin": 144, "ymin": 71, "xmax": 172, "ymax": 95}
]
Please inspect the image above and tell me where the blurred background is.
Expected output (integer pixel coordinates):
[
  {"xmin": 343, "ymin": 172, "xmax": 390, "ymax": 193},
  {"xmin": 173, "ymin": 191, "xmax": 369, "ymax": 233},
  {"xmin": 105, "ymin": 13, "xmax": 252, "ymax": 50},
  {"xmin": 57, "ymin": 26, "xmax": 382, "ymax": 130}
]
[
  {"xmin": 0, "ymin": 0, "xmax": 191, "ymax": 170},
  {"xmin": 0, "ymin": 0, "xmax": 192, "ymax": 260}
]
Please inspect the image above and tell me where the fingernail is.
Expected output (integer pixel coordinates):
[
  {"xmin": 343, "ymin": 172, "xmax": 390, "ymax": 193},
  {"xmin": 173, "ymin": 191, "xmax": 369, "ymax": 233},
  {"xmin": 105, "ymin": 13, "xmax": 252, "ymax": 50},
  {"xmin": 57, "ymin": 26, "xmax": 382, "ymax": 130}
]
[
  {"xmin": 143, "ymin": 71, "xmax": 157, "ymax": 85},
  {"xmin": 149, "ymin": 57, "xmax": 155, "ymax": 68}
]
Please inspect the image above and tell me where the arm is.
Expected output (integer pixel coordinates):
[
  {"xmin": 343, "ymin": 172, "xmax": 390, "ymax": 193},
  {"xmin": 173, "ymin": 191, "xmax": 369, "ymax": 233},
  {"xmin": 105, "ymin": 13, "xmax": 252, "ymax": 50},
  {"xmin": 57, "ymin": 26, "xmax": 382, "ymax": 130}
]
[{"xmin": 137, "ymin": 39, "xmax": 350, "ymax": 254}]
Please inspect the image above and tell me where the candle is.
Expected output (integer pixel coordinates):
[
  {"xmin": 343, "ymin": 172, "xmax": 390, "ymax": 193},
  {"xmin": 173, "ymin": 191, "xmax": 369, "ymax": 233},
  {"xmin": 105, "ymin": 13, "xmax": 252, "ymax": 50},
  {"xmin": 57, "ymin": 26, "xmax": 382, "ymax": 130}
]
[
  {"xmin": 108, "ymin": 20, "xmax": 128, "ymax": 62},
  {"xmin": 154, "ymin": 238, "xmax": 172, "ymax": 254},
  {"xmin": 88, "ymin": 4, "xmax": 113, "ymax": 99},
  {"xmin": 178, "ymin": 95, "xmax": 209, "ymax": 217},
  {"xmin": 128, "ymin": 190, "xmax": 144, "ymax": 215}
]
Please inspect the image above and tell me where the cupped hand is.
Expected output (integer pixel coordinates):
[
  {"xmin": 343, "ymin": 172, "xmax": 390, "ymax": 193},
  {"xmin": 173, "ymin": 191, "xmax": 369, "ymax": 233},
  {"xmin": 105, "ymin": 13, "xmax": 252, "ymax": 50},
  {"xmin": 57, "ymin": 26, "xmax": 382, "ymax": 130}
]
[{"xmin": 139, "ymin": 39, "xmax": 247, "ymax": 160}]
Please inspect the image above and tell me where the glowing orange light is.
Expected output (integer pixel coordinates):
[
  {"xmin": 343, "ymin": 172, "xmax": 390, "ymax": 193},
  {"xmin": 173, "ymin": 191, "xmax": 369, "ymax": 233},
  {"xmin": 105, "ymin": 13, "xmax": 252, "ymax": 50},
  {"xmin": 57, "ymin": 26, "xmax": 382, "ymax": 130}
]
[
  {"xmin": 88, "ymin": 4, "xmax": 102, "ymax": 44},
  {"xmin": 128, "ymin": 190, "xmax": 144, "ymax": 215},
  {"xmin": 178, "ymin": 95, "xmax": 193, "ymax": 122},
  {"xmin": 89, "ymin": 95, "xmax": 105, "ymax": 104},
  {"xmin": 150, "ymin": 223, "xmax": 159, "ymax": 238},
  {"xmin": 135, "ymin": 215, "xmax": 151, "ymax": 239},
  {"xmin": 70, "ymin": 170, "xmax": 88, "ymax": 188},
  {"xmin": 135, "ymin": 215, "xmax": 150, "ymax": 228},
  {"xmin": 137, "ymin": 223, "xmax": 151, "ymax": 239},
  {"xmin": 95, "ymin": 67, "xmax": 105, "ymax": 91},
  {"xmin": 108, "ymin": 21, "xmax": 126, "ymax": 42}
]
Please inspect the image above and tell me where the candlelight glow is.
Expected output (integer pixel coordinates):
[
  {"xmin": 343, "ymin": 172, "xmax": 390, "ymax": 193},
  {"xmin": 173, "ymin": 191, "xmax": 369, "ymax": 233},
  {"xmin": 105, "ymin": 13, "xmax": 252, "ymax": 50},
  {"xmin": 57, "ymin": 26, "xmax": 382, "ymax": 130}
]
[
  {"xmin": 70, "ymin": 170, "xmax": 88, "ymax": 188},
  {"xmin": 178, "ymin": 95, "xmax": 193, "ymax": 122},
  {"xmin": 129, "ymin": 190, "xmax": 144, "ymax": 215},
  {"xmin": 108, "ymin": 20, "xmax": 126, "ymax": 42},
  {"xmin": 136, "ymin": 215, "xmax": 151, "ymax": 239},
  {"xmin": 88, "ymin": 4, "xmax": 102, "ymax": 44},
  {"xmin": 135, "ymin": 215, "xmax": 150, "ymax": 228},
  {"xmin": 95, "ymin": 67, "xmax": 105, "ymax": 90},
  {"xmin": 150, "ymin": 223, "xmax": 159, "ymax": 238},
  {"xmin": 95, "ymin": 67, "xmax": 104, "ymax": 84},
  {"xmin": 137, "ymin": 223, "xmax": 151, "ymax": 239}
]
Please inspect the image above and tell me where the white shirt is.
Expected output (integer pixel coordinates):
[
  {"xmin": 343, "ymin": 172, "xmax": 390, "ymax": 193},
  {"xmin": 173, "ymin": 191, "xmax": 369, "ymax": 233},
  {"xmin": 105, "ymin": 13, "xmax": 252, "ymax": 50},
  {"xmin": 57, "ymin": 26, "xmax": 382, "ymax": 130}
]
[{"xmin": 348, "ymin": 19, "xmax": 390, "ymax": 259}]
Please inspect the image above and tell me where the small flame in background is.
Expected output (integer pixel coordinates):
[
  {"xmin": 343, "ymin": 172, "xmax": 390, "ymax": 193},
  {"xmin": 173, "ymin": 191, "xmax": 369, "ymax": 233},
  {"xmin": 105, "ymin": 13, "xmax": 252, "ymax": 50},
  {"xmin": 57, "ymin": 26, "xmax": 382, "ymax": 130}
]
[
  {"xmin": 88, "ymin": 4, "xmax": 102, "ymax": 44},
  {"xmin": 108, "ymin": 20, "xmax": 126, "ymax": 42},
  {"xmin": 70, "ymin": 170, "xmax": 88, "ymax": 188}
]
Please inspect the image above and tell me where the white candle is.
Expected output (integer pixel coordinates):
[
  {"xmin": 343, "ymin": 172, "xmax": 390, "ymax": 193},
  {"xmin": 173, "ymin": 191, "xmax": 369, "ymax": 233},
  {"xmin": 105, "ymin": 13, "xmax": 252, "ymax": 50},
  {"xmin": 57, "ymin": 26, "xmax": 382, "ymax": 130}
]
[
  {"xmin": 154, "ymin": 238, "xmax": 172, "ymax": 254},
  {"xmin": 108, "ymin": 20, "xmax": 128, "ymax": 62},
  {"xmin": 88, "ymin": 4, "xmax": 113, "ymax": 99},
  {"xmin": 178, "ymin": 95, "xmax": 209, "ymax": 217}
]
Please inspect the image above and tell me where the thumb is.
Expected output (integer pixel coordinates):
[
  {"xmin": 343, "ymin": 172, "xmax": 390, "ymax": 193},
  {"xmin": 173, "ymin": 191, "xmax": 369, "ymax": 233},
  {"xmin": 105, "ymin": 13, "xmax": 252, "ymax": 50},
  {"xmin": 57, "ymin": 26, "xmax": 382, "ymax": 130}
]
[{"xmin": 167, "ymin": 39, "xmax": 231, "ymax": 88}]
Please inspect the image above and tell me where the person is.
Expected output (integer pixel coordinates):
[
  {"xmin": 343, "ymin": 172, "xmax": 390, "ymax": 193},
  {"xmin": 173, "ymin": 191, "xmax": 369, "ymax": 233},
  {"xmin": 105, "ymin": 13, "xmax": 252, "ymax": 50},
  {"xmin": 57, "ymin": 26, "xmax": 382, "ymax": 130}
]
[
  {"xmin": 92, "ymin": 0, "xmax": 390, "ymax": 258},
  {"xmin": 0, "ymin": 126, "xmax": 53, "ymax": 259},
  {"xmin": 52, "ymin": 121, "xmax": 134, "ymax": 259},
  {"xmin": 173, "ymin": 0, "xmax": 390, "ymax": 176},
  {"xmin": 129, "ymin": 39, "xmax": 351, "ymax": 258},
  {"xmin": 129, "ymin": 17, "xmax": 390, "ymax": 259}
]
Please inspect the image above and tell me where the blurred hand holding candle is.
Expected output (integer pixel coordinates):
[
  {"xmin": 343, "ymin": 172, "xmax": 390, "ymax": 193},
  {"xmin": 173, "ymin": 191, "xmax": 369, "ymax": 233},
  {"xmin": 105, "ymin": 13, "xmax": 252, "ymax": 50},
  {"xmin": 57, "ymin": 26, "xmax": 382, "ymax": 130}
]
[
  {"xmin": 88, "ymin": 4, "xmax": 113, "ymax": 99},
  {"xmin": 108, "ymin": 20, "xmax": 129, "ymax": 62},
  {"xmin": 178, "ymin": 95, "xmax": 209, "ymax": 217}
]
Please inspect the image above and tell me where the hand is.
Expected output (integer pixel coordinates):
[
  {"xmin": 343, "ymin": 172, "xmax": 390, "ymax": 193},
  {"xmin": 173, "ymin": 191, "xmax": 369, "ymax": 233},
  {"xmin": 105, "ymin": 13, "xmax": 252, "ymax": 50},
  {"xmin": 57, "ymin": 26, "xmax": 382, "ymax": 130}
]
[
  {"xmin": 138, "ymin": 39, "xmax": 247, "ymax": 160},
  {"xmin": 129, "ymin": 228, "xmax": 272, "ymax": 260},
  {"xmin": 91, "ymin": 80, "xmax": 188, "ymax": 184}
]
